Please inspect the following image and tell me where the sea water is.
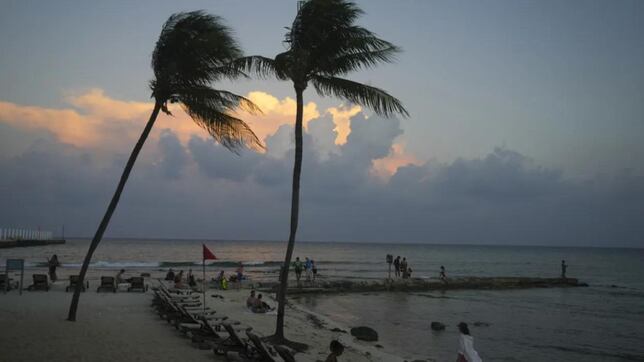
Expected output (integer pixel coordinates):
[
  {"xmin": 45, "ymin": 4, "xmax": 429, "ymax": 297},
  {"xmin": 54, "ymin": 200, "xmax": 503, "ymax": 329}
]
[{"xmin": 2, "ymin": 239, "xmax": 643, "ymax": 361}]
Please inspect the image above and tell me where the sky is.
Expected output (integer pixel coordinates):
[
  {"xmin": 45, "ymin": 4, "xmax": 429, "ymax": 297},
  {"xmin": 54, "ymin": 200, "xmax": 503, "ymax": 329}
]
[{"xmin": 0, "ymin": 0, "xmax": 642, "ymax": 247}]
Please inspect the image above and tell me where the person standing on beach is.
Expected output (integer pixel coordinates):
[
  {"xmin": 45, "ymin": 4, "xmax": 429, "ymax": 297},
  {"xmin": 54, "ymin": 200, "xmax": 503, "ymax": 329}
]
[
  {"xmin": 457, "ymin": 322, "xmax": 482, "ymax": 362},
  {"xmin": 165, "ymin": 268, "xmax": 175, "ymax": 281},
  {"xmin": 561, "ymin": 260, "xmax": 567, "ymax": 279},
  {"xmin": 47, "ymin": 254, "xmax": 60, "ymax": 282},
  {"xmin": 305, "ymin": 257, "xmax": 312, "ymax": 283},
  {"xmin": 393, "ymin": 256, "xmax": 401, "ymax": 278},
  {"xmin": 311, "ymin": 260, "xmax": 318, "ymax": 283},
  {"xmin": 400, "ymin": 257, "xmax": 408, "ymax": 277},
  {"xmin": 236, "ymin": 262, "xmax": 244, "ymax": 289},
  {"xmin": 294, "ymin": 257, "xmax": 303, "ymax": 287}
]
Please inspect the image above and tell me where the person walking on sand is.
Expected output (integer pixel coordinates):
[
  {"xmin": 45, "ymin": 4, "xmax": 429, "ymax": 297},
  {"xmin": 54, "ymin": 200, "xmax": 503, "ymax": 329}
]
[
  {"xmin": 457, "ymin": 322, "xmax": 482, "ymax": 362},
  {"xmin": 393, "ymin": 256, "xmax": 401, "ymax": 278},
  {"xmin": 47, "ymin": 254, "xmax": 60, "ymax": 282},
  {"xmin": 294, "ymin": 257, "xmax": 304, "ymax": 287},
  {"xmin": 325, "ymin": 340, "xmax": 344, "ymax": 362},
  {"xmin": 561, "ymin": 260, "xmax": 567, "ymax": 279}
]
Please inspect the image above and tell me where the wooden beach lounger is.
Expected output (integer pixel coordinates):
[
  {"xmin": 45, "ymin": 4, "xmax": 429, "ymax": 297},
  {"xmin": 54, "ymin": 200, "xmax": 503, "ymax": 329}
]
[
  {"xmin": 97, "ymin": 276, "xmax": 116, "ymax": 293},
  {"xmin": 65, "ymin": 275, "xmax": 89, "ymax": 292},
  {"xmin": 127, "ymin": 276, "xmax": 147, "ymax": 292},
  {"xmin": 246, "ymin": 331, "xmax": 280, "ymax": 362},
  {"xmin": 212, "ymin": 323, "xmax": 253, "ymax": 359},
  {"xmin": 27, "ymin": 274, "xmax": 49, "ymax": 291}
]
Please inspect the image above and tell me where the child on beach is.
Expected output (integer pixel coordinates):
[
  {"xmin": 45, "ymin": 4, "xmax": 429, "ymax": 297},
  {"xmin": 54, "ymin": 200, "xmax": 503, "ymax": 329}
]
[
  {"xmin": 312, "ymin": 260, "xmax": 317, "ymax": 282},
  {"xmin": 325, "ymin": 340, "xmax": 344, "ymax": 362},
  {"xmin": 457, "ymin": 322, "xmax": 482, "ymax": 362}
]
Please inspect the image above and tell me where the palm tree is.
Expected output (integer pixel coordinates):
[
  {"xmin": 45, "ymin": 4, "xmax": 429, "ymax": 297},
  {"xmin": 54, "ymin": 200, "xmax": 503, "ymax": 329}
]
[
  {"xmin": 235, "ymin": 0, "xmax": 409, "ymax": 343},
  {"xmin": 67, "ymin": 11, "xmax": 262, "ymax": 321}
]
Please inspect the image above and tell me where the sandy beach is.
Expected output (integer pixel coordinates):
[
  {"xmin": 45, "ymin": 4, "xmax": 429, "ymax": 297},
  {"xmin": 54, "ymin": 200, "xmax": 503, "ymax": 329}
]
[{"xmin": 0, "ymin": 271, "xmax": 405, "ymax": 362}]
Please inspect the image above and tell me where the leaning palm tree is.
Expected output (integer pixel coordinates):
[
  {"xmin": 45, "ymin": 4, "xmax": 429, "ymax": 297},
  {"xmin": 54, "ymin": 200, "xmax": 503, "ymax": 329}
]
[
  {"xmin": 235, "ymin": 0, "xmax": 409, "ymax": 343},
  {"xmin": 67, "ymin": 11, "xmax": 262, "ymax": 321}
]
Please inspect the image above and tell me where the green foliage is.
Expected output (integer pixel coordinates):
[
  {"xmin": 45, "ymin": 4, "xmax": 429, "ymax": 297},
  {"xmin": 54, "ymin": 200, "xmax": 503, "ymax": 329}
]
[{"xmin": 151, "ymin": 11, "xmax": 262, "ymax": 151}]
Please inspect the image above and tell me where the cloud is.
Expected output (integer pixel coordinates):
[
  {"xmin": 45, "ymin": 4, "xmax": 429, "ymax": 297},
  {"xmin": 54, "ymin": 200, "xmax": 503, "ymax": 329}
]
[{"xmin": 1, "ymin": 91, "xmax": 642, "ymax": 247}]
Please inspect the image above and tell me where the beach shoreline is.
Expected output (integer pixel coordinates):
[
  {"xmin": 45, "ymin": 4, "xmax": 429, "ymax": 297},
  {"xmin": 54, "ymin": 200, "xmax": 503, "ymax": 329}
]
[{"xmin": 0, "ymin": 272, "xmax": 411, "ymax": 362}]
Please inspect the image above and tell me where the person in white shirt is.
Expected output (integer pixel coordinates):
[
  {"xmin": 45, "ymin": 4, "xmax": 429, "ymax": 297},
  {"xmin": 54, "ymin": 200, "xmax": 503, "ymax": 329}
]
[{"xmin": 457, "ymin": 322, "xmax": 482, "ymax": 362}]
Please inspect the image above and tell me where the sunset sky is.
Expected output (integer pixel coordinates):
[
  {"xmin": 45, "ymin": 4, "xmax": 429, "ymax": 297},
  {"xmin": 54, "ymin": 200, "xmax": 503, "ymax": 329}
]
[{"xmin": 1, "ymin": 1, "xmax": 642, "ymax": 246}]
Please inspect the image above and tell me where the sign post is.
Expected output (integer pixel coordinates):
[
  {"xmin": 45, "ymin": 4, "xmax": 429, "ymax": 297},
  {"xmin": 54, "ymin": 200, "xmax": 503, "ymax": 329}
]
[{"xmin": 6, "ymin": 259, "xmax": 25, "ymax": 295}]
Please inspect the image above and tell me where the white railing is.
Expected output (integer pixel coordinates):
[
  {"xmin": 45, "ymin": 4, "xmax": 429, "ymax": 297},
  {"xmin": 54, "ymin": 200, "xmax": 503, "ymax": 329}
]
[{"xmin": 0, "ymin": 228, "xmax": 54, "ymax": 241}]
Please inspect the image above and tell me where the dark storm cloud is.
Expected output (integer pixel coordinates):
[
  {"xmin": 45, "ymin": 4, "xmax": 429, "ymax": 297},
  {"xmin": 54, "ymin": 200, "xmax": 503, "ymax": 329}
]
[{"xmin": 1, "ymin": 116, "xmax": 642, "ymax": 247}]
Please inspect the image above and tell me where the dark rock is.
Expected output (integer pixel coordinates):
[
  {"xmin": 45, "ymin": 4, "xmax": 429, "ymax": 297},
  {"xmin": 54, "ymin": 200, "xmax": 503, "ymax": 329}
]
[
  {"xmin": 430, "ymin": 322, "xmax": 446, "ymax": 331},
  {"xmin": 375, "ymin": 344, "xmax": 384, "ymax": 348},
  {"xmin": 351, "ymin": 326, "xmax": 379, "ymax": 342},
  {"xmin": 473, "ymin": 321, "xmax": 490, "ymax": 327},
  {"xmin": 330, "ymin": 327, "xmax": 347, "ymax": 333}
]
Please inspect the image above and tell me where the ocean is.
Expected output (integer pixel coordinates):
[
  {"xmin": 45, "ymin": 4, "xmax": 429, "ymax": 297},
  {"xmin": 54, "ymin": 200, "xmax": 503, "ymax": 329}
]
[{"xmin": 2, "ymin": 238, "xmax": 643, "ymax": 361}]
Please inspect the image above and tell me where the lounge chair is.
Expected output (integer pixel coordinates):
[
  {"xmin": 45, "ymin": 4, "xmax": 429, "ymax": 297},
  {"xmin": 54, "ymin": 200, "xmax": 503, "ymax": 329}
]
[
  {"xmin": 274, "ymin": 345, "xmax": 296, "ymax": 362},
  {"xmin": 127, "ymin": 276, "xmax": 147, "ymax": 292},
  {"xmin": 97, "ymin": 276, "xmax": 116, "ymax": 293},
  {"xmin": 27, "ymin": 274, "xmax": 49, "ymax": 291},
  {"xmin": 212, "ymin": 323, "xmax": 253, "ymax": 359},
  {"xmin": 65, "ymin": 275, "xmax": 89, "ymax": 292},
  {"xmin": 246, "ymin": 331, "xmax": 278, "ymax": 362}
]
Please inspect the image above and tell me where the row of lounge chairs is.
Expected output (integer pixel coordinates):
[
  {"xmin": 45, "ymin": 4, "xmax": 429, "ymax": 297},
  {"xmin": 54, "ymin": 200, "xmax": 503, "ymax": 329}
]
[
  {"xmin": 152, "ymin": 282, "xmax": 295, "ymax": 362},
  {"xmin": 2, "ymin": 274, "xmax": 147, "ymax": 293}
]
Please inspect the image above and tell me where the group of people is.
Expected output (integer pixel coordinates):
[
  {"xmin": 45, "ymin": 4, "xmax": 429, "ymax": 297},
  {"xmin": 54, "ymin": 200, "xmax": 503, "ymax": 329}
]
[
  {"xmin": 293, "ymin": 257, "xmax": 318, "ymax": 286},
  {"xmin": 245, "ymin": 290, "xmax": 273, "ymax": 313},
  {"xmin": 164, "ymin": 268, "xmax": 197, "ymax": 289},
  {"xmin": 392, "ymin": 256, "xmax": 413, "ymax": 279}
]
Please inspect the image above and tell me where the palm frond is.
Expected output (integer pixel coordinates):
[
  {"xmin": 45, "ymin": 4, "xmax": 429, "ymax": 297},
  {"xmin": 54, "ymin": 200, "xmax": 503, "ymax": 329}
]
[
  {"xmin": 182, "ymin": 98, "xmax": 264, "ymax": 152},
  {"xmin": 151, "ymin": 11, "xmax": 243, "ymax": 100},
  {"xmin": 231, "ymin": 55, "xmax": 289, "ymax": 80},
  {"xmin": 311, "ymin": 75, "xmax": 409, "ymax": 117},
  {"xmin": 176, "ymin": 85, "xmax": 262, "ymax": 115},
  {"xmin": 316, "ymin": 45, "xmax": 400, "ymax": 76}
]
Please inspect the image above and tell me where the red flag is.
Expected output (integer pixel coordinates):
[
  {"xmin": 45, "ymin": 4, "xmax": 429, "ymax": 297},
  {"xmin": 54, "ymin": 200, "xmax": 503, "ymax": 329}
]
[{"xmin": 202, "ymin": 244, "xmax": 217, "ymax": 260}]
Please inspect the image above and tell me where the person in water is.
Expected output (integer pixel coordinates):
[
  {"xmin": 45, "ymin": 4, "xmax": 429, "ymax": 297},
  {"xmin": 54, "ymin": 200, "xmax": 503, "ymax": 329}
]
[
  {"xmin": 393, "ymin": 256, "xmax": 401, "ymax": 278},
  {"xmin": 246, "ymin": 290, "xmax": 257, "ymax": 308},
  {"xmin": 457, "ymin": 322, "xmax": 482, "ymax": 362},
  {"xmin": 325, "ymin": 340, "xmax": 344, "ymax": 362},
  {"xmin": 252, "ymin": 293, "xmax": 272, "ymax": 313},
  {"xmin": 561, "ymin": 260, "xmax": 567, "ymax": 279}
]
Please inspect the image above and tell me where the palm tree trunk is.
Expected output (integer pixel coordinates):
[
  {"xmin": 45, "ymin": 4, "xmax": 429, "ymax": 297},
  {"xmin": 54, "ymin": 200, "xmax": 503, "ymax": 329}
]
[
  {"xmin": 67, "ymin": 102, "xmax": 162, "ymax": 321},
  {"xmin": 274, "ymin": 86, "xmax": 305, "ymax": 340}
]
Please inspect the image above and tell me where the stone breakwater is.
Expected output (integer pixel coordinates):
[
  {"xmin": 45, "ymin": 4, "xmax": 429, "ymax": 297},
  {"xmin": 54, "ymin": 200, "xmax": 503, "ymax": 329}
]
[{"xmin": 257, "ymin": 277, "xmax": 587, "ymax": 295}]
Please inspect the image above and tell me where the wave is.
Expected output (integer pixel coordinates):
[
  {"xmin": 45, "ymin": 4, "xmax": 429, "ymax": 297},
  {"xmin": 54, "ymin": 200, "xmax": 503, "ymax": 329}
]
[{"xmin": 28, "ymin": 260, "xmax": 287, "ymax": 269}]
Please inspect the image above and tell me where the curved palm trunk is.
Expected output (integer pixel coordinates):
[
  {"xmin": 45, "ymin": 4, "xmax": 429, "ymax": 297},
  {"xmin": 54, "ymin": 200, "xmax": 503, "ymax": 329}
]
[
  {"xmin": 67, "ymin": 102, "xmax": 162, "ymax": 321},
  {"xmin": 274, "ymin": 87, "xmax": 304, "ymax": 340}
]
